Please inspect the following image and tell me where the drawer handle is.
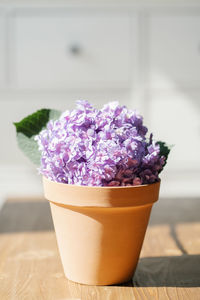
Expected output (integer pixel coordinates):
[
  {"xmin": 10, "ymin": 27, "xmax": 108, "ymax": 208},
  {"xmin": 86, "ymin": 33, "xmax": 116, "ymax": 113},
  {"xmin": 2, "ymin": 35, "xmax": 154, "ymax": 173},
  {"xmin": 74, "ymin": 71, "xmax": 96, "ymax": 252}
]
[{"xmin": 69, "ymin": 44, "xmax": 82, "ymax": 55}]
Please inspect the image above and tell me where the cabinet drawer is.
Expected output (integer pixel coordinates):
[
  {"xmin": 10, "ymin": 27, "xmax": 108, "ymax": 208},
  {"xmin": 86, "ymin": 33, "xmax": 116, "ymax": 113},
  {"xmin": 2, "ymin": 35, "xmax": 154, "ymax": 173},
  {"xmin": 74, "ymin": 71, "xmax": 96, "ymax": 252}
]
[
  {"xmin": 149, "ymin": 14, "xmax": 200, "ymax": 89},
  {"xmin": 13, "ymin": 12, "xmax": 135, "ymax": 89},
  {"xmin": 0, "ymin": 14, "xmax": 5, "ymax": 87},
  {"xmin": 149, "ymin": 92, "xmax": 200, "ymax": 170}
]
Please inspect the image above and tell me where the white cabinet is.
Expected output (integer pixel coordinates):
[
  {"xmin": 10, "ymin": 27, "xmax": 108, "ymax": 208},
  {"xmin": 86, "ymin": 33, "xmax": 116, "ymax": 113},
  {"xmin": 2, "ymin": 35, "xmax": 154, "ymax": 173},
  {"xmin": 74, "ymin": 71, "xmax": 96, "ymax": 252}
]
[
  {"xmin": 149, "ymin": 14, "xmax": 200, "ymax": 89},
  {"xmin": 13, "ymin": 13, "xmax": 135, "ymax": 89},
  {"xmin": 0, "ymin": 3, "xmax": 200, "ymax": 196},
  {"xmin": 0, "ymin": 13, "xmax": 5, "ymax": 87}
]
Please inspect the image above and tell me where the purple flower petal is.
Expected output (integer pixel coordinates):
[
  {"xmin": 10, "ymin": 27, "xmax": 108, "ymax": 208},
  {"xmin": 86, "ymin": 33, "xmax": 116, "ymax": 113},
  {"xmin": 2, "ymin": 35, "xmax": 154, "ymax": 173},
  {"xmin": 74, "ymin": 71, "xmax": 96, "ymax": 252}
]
[{"xmin": 35, "ymin": 100, "xmax": 163, "ymax": 186}]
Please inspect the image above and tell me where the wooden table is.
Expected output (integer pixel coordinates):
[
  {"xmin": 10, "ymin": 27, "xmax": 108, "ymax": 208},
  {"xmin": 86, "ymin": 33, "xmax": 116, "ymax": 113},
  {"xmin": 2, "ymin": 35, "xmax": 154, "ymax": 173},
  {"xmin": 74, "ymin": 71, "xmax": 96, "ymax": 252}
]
[{"xmin": 0, "ymin": 196, "xmax": 200, "ymax": 300}]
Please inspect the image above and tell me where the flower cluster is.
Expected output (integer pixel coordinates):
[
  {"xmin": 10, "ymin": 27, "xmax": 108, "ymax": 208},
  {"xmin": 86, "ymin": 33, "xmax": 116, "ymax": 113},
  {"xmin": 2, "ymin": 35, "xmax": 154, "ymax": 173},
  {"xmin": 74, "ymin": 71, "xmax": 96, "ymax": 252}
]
[{"xmin": 35, "ymin": 101, "xmax": 165, "ymax": 186}]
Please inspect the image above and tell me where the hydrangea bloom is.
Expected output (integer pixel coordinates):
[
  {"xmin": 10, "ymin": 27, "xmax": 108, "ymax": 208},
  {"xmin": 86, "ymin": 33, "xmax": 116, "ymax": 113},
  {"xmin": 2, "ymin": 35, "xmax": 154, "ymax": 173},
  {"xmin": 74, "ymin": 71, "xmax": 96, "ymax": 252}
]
[{"xmin": 35, "ymin": 101, "xmax": 165, "ymax": 186}]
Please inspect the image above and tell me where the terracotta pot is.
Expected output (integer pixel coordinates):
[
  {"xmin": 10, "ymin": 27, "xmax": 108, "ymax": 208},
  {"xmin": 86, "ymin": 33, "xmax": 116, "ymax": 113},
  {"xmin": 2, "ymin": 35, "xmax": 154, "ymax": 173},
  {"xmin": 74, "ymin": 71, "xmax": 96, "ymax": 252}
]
[{"xmin": 43, "ymin": 176, "xmax": 160, "ymax": 285}]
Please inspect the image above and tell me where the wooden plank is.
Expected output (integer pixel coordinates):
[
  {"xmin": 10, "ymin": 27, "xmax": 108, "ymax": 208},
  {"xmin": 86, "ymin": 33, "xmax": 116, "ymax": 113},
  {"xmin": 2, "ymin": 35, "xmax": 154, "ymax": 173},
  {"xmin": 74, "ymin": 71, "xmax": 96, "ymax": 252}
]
[
  {"xmin": 141, "ymin": 224, "xmax": 182, "ymax": 257},
  {"xmin": 0, "ymin": 232, "xmax": 71, "ymax": 300},
  {"xmin": 0, "ymin": 197, "xmax": 200, "ymax": 300},
  {"xmin": 176, "ymin": 222, "xmax": 200, "ymax": 254}
]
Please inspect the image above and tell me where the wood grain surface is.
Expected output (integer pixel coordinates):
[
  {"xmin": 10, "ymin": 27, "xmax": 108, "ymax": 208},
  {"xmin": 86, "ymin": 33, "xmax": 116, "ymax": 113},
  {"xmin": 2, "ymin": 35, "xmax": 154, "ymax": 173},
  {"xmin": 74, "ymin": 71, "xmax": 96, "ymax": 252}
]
[{"xmin": 0, "ymin": 196, "xmax": 200, "ymax": 300}]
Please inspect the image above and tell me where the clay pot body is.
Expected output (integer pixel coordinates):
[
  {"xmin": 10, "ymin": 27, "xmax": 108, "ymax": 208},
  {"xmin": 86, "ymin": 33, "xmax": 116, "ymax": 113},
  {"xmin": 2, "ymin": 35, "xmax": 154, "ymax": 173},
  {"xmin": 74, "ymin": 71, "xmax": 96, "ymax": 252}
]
[{"xmin": 43, "ymin": 177, "xmax": 160, "ymax": 285}]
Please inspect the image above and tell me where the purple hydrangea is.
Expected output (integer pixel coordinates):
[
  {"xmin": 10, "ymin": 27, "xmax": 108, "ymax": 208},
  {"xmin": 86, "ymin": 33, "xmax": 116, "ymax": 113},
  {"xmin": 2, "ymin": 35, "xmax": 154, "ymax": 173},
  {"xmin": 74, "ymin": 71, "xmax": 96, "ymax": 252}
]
[{"xmin": 35, "ymin": 101, "xmax": 165, "ymax": 186}]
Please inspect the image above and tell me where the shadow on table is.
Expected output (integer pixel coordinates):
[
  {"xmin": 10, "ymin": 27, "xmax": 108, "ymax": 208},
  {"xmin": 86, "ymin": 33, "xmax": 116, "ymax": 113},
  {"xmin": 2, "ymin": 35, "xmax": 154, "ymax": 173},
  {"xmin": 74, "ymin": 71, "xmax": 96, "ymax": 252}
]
[
  {"xmin": 149, "ymin": 196, "xmax": 200, "ymax": 226},
  {"xmin": 0, "ymin": 196, "xmax": 200, "ymax": 233},
  {"xmin": 132, "ymin": 254, "xmax": 200, "ymax": 287},
  {"xmin": 0, "ymin": 200, "xmax": 54, "ymax": 233}
]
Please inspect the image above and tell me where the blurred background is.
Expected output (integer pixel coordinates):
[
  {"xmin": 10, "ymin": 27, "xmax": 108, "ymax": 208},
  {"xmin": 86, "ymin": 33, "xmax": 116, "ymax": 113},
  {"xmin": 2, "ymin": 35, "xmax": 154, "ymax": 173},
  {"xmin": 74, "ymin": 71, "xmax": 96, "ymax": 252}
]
[{"xmin": 0, "ymin": 1, "xmax": 200, "ymax": 203}]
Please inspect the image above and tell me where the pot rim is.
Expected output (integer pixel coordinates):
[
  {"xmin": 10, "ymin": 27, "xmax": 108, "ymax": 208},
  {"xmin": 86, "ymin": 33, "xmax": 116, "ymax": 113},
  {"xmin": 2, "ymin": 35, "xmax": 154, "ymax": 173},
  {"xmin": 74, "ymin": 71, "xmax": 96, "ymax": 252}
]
[
  {"xmin": 43, "ymin": 176, "xmax": 161, "ymax": 208},
  {"xmin": 43, "ymin": 176, "xmax": 160, "ymax": 190}
]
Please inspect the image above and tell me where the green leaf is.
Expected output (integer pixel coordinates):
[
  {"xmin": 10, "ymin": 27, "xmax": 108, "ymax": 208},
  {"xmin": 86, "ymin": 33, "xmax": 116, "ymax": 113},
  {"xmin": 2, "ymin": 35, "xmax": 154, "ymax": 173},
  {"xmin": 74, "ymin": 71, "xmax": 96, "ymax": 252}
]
[
  {"xmin": 17, "ymin": 133, "xmax": 41, "ymax": 165},
  {"xmin": 14, "ymin": 108, "xmax": 62, "ymax": 165},
  {"xmin": 156, "ymin": 141, "xmax": 172, "ymax": 170},
  {"xmin": 13, "ymin": 109, "xmax": 50, "ymax": 138}
]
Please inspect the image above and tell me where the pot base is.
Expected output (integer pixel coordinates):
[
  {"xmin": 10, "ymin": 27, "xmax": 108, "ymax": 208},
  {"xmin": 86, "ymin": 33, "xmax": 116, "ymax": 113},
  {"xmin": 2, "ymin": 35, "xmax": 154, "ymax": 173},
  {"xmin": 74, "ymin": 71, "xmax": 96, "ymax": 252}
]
[{"xmin": 65, "ymin": 273, "xmax": 134, "ymax": 286}]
